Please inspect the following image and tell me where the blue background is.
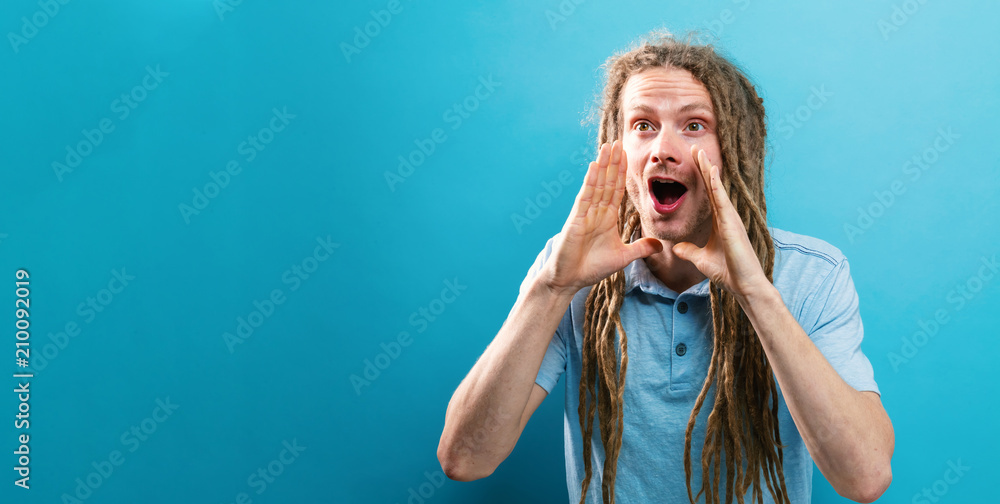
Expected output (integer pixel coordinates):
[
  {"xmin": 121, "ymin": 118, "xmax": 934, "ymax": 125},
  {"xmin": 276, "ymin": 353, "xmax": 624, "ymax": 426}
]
[{"xmin": 1, "ymin": 0, "xmax": 997, "ymax": 503}]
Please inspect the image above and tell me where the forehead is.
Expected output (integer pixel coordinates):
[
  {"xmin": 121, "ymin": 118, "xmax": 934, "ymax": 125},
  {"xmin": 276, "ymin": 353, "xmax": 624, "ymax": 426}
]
[{"xmin": 621, "ymin": 66, "xmax": 714, "ymax": 115}]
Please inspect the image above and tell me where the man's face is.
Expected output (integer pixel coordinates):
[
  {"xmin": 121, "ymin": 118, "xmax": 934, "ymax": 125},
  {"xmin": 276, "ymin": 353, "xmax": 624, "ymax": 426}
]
[{"xmin": 621, "ymin": 66, "xmax": 722, "ymax": 246}]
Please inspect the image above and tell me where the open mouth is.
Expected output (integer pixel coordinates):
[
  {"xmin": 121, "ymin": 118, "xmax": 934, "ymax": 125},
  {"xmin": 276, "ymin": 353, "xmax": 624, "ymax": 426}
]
[{"xmin": 648, "ymin": 177, "xmax": 687, "ymax": 213}]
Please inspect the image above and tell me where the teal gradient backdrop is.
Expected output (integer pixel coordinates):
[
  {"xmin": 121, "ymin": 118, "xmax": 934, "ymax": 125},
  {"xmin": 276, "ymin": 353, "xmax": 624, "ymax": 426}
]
[{"xmin": 1, "ymin": 1, "xmax": 997, "ymax": 503}]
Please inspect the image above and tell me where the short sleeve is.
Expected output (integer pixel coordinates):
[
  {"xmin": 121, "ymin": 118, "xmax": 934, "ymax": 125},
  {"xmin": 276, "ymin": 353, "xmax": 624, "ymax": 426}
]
[
  {"xmin": 506, "ymin": 235, "xmax": 570, "ymax": 394},
  {"xmin": 800, "ymin": 259, "xmax": 880, "ymax": 395}
]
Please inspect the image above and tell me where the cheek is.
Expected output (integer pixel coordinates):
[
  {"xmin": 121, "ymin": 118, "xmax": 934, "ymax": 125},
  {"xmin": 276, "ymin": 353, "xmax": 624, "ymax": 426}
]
[
  {"xmin": 707, "ymin": 145, "xmax": 723, "ymax": 168},
  {"xmin": 625, "ymin": 169, "xmax": 642, "ymax": 200}
]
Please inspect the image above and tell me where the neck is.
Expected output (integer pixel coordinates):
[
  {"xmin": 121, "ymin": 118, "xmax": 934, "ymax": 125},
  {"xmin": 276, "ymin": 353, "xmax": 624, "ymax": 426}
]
[{"xmin": 644, "ymin": 248, "xmax": 706, "ymax": 294}]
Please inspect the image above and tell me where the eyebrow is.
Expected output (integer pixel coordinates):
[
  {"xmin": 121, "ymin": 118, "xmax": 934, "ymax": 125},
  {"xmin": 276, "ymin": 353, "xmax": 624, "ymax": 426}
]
[{"xmin": 626, "ymin": 102, "xmax": 715, "ymax": 117}]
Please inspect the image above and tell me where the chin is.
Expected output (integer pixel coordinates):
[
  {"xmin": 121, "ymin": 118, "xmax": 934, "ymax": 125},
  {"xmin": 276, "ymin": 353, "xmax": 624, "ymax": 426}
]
[
  {"xmin": 637, "ymin": 214, "xmax": 693, "ymax": 244},
  {"xmin": 634, "ymin": 204, "xmax": 710, "ymax": 245}
]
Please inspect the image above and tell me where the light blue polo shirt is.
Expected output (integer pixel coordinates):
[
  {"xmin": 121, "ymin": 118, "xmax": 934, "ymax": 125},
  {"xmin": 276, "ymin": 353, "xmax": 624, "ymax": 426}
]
[{"xmin": 516, "ymin": 227, "xmax": 879, "ymax": 503}]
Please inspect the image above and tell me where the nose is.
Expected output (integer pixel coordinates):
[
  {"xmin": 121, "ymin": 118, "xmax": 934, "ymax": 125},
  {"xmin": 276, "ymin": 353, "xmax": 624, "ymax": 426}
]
[{"xmin": 650, "ymin": 129, "xmax": 686, "ymax": 167}]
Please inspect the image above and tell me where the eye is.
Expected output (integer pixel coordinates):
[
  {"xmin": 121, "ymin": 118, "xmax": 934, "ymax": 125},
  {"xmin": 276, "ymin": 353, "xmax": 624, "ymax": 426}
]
[
  {"xmin": 635, "ymin": 121, "xmax": 652, "ymax": 132},
  {"xmin": 685, "ymin": 122, "xmax": 705, "ymax": 132}
]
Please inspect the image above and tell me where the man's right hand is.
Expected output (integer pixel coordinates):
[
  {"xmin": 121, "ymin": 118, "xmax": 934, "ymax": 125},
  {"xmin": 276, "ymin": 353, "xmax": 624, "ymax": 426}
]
[
  {"xmin": 440, "ymin": 143, "xmax": 659, "ymax": 481},
  {"xmin": 539, "ymin": 140, "xmax": 664, "ymax": 296}
]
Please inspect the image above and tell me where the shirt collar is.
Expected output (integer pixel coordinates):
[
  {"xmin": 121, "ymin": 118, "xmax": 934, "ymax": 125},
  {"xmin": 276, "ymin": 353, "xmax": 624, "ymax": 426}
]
[{"xmin": 623, "ymin": 227, "xmax": 712, "ymax": 299}]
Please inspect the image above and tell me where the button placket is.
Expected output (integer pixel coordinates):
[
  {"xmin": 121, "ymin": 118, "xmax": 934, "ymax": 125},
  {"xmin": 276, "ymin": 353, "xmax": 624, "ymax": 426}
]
[
  {"xmin": 674, "ymin": 298, "xmax": 688, "ymax": 358},
  {"xmin": 670, "ymin": 296, "xmax": 690, "ymax": 390}
]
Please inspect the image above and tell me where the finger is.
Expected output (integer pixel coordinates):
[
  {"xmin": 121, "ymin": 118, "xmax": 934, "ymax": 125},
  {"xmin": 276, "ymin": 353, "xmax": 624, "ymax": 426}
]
[
  {"xmin": 693, "ymin": 146, "xmax": 717, "ymax": 211},
  {"xmin": 623, "ymin": 237, "xmax": 664, "ymax": 263},
  {"xmin": 610, "ymin": 146, "xmax": 629, "ymax": 211},
  {"xmin": 601, "ymin": 140, "xmax": 622, "ymax": 206},
  {"xmin": 572, "ymin": 160, "xmax": 601, "ymax": 218},
  {"xmin": 707, "ymin": 164, "xmax": 738, "ymax": 229},
  {"xmin": 672, "ymin": 241, "xmax": 705, "ymax": 266},
  {"xmin": 593, "ymin": 142, "xmax": 611, "ymax": 206}
]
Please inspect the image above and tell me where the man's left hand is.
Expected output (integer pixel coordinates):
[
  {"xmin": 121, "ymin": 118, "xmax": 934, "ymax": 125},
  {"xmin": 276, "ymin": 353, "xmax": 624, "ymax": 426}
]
[{"xmin": 672, "ymin": 145, "xmax": 772, "ymax": 302}]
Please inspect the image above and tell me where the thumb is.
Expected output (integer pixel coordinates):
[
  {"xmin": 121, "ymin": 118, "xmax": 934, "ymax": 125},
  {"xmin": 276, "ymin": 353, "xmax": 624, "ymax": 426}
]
[
  {"xmin": 624, "ymin": 237, "xmax": 664, "ymax": 263},
  {"xmin": 672, "ymin": 242, "xmax": 704, "ymax": 266}
]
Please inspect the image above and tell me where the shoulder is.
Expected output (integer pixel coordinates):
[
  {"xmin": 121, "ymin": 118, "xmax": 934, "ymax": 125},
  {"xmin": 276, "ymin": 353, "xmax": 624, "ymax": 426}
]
[
  {"xmin": 519, "ymin": 232, "xmax": 570, "ymax": 297},
  {"xmin": 770, "ymin": 227, "xmax": 846, "ymax": 268},
  {"xmin": 770, "ymin": 227, "xmax": 849, "ymax": 282},
  {"xmin": 527, "ymin": 233, "xmax": 561, "ymax": 274},
  {"xmin": 769, "ymin": 228, "xmax": 855, "ymax": 321}
]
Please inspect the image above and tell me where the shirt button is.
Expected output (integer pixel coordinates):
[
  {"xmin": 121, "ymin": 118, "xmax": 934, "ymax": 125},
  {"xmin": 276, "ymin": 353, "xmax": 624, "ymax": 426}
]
[
  {"xmin": 677, "ymin": 302, "xmax": 688, "ymax": 314},
  {"xmin": 675, "ymin": 343, "xmax": 687, "ymax": 356}
]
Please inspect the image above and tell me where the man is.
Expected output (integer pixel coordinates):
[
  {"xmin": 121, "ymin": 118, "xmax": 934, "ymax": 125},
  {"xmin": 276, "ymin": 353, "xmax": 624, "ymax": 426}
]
[{"xmin": 437, "ymin": 31, "xmax": 894, "ymax": 504}]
